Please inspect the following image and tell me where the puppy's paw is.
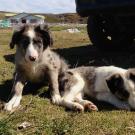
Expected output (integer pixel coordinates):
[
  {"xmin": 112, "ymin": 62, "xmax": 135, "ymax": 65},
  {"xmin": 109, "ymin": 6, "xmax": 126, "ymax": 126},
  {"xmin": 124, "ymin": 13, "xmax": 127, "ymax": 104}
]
[
  {"xmin": 74, "ymin": 103, "xmax": 84, "ymax": 112},
  {"xmin": 4, "ymin": 95, "xmax": 22, "ymax": 111},
  {"xmin": 52, "ymin": 94, "xmax": 62, "ymax": 105},
  {"xmin": 84, "ymin": 102, "xmax": 98, "ymax": 111}
]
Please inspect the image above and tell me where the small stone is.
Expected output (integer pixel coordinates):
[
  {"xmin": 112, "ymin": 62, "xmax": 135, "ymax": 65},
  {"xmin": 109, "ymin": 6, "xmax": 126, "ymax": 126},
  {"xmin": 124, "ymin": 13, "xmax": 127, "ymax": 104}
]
[{"xmin": 18, "ymin": 121, "xmax": 31, "ymax": 130}]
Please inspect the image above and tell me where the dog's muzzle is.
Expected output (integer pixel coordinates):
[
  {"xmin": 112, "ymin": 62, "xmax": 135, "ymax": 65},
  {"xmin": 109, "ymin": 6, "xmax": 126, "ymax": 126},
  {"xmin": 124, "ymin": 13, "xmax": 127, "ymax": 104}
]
[{"xmin": 29, "ymin": 56, "xmax": 36, "ymax": 61}]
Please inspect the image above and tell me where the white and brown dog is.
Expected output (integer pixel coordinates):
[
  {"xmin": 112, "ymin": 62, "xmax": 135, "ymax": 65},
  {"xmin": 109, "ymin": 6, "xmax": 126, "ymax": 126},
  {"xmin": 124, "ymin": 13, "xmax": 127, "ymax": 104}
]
[
  {"xmin": 4, "ymin": 24, "xmax": 68, "ymax": 111},
  {"xmin": 59, "ymin": 66, "xmax": 135, "ymax": 111}
]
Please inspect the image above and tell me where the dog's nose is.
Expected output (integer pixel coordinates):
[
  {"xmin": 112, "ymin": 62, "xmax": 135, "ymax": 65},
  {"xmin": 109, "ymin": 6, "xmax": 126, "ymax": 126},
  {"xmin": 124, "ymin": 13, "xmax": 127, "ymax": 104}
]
[{"xmin": 29, "ymin": 56, "xmax": 36, "ymax": 61}]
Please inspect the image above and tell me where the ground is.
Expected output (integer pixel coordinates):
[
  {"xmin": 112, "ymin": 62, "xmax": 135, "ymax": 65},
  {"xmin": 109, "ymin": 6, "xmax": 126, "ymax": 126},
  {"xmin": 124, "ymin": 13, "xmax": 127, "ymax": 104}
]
[{"xmin": 0, "ymin": 26, "xmax": 135, "ymax": 135}]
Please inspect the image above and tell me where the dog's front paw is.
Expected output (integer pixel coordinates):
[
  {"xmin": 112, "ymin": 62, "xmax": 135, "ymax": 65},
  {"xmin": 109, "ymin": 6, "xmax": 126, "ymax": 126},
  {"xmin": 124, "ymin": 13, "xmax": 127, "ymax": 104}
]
[
  {"xmin": 84, "ymin": 102, "xmax": 98, "ymax": 111},
  {"xmin": 4, "ymin": 95, "xmax": 22, "ymax": 111},
  {"xmin": 74, "ymin": 103, "xmax": 84, "ymax": 112},
  {"xmin": 52, "ymin": 94, "xmax": 62, "ymax": 105}
]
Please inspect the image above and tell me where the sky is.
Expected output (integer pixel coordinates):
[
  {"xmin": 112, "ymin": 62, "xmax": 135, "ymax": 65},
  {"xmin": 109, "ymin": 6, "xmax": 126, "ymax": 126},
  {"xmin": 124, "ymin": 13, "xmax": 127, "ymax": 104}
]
[{"xmin": 0, "ymin": 0, "xmax": 76, "ymax": 14}]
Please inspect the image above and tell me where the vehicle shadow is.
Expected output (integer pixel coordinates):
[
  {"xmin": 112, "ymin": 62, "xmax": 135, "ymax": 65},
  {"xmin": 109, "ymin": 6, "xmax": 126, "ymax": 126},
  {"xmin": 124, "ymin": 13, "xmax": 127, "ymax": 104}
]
[{"xmin": 55, "ymin": 44, "xmax": 135, "ymax": 68}]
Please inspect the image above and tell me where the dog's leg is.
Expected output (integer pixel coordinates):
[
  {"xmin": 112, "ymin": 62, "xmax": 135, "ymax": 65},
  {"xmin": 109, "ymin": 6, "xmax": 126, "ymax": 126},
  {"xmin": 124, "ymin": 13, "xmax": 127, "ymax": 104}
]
[
  {"xmin": 4, "ymin": 72, "xmax": 26, "ymax": 111},
  {"xmin": 96, "ymin": 92, "xmax": 130, "ymax": 110},
  {"xmin": 75, "ymin": 93, "xmax": 98, "ymax": 111},
  {"xmin": 61, "ymin": 90, "xmax": 84, "ymax": 111},
  {"xmin": 60, "ymin": 74, "xmax": 85, "ymax": 111},
  {"xmin": 61, "ymin": 99, "xmax": 84, "ymax": 111},
  {"xmin": 49, "ymin": 70, "xmax": 62, "ymax": 105}
]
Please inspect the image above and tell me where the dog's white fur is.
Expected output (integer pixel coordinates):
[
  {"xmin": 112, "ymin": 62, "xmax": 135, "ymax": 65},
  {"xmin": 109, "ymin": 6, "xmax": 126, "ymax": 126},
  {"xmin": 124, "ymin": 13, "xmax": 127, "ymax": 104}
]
[
  {"xmin": 59, "ymin": 66, "xmax": 135, "ymax": 111},
  {"xmin": 25, "ymin": 30, "xmax": 39, "ymax": 62}
]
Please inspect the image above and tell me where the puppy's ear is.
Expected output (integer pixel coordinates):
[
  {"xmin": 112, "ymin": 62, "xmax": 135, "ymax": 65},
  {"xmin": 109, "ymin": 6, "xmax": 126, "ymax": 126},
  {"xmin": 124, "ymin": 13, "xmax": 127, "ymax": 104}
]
[
  {"xmin": 10, "ymin": 25, "xmax": 26, "ymax": 49},
  {"xmin": 106, "ymin": 74, "xmax": 122, "ymax": 94},
  {"xmin": 127, "ymin": 69, "xmax": 135, "ymax": 82},
  {"xmin": 106, "ymin": 73, "xmax": 130, "ymax": 101},
  {"xmin": 35, "ymin": 24, "xmax": 53, "ymax": 48},
  {"xmin": 10, "ymin": 31, "xmax": 20, "ymax": 49}
]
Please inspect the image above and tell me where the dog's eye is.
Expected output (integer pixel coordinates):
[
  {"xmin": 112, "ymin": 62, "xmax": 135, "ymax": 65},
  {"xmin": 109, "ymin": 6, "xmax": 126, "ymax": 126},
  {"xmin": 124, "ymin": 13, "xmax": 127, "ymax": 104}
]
[
  {"xmin": 22, "ymin": 39, "xmax": 29, "ymax": 44},
  {"xmin": 33, "ymin": 39, "xmax": 42, "ymax": 44},
  {"xmin": 21, "ymin": 38, "xmax": 30, "ymax": 49}
]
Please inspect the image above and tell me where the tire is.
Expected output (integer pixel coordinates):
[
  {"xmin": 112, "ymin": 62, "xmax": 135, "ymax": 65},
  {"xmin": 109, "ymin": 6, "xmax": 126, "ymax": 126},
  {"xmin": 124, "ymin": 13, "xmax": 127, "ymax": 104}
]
[{"xmin": 87, "ymin": 15, "xmax": 133, "ymax": 51}]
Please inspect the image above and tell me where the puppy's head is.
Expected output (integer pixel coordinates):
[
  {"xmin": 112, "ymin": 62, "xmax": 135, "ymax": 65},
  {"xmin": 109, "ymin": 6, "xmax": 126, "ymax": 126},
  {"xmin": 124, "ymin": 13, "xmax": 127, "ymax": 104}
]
[
  {"xmin": 106, "ymin": 71, "xmax": 135, "ymax": 109},
  {"xmin": 106, "ymin": 74, "xmax": 130, "ymax": 101},
  {"xmin": 10, "ymin": 24, "xmax": 53, "ymax": 62}
]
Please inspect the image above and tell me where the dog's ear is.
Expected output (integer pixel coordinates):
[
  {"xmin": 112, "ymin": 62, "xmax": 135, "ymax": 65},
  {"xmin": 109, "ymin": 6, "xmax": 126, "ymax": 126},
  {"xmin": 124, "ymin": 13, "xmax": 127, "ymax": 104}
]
[
  {"xmin": 106, "ymin": 73, "xmax": 130, "ymax": 101},
  {"xmin": 10, "ymin": 25, "xmax": 26, "ymax": 49},
  {"xmin": 10, "ymin": 31, "xmax": 20, "ymax": 49},
  {"xmin": 106, "ymin": 74, "xmax": 123, "ymax": 94},
  {"xmin": 127, "ymin": 69, "xmax": 135, "ymax": 82},
  {"xmin": 35, "ymin": 24, "xmax": 53, "ymax": 48}
]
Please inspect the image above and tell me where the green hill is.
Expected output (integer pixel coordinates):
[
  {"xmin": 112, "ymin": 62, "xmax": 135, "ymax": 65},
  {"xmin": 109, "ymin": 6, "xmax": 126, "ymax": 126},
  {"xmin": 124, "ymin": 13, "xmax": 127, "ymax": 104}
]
[{"xmin": 0, "ymin": 11, "xmax": 87, "ymax": 24}]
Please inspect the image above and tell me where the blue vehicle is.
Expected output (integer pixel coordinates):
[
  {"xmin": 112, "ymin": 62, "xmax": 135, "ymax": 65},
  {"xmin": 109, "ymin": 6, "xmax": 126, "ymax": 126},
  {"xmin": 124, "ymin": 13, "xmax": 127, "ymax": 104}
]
[{"xmin": 76, "ymin": 0, "xmax": 135, "ymax": 50}]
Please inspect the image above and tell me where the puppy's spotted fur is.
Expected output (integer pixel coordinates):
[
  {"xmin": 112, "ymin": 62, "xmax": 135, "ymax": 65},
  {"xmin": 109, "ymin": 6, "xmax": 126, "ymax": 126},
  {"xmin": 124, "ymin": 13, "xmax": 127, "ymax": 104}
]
[
  {"xmin": 59, "ymin": 66, "xmax": 135, "ymax": 111},
  {"xmin": 5, "ymin": 24, "xmax": 68, "ymax": 111}
]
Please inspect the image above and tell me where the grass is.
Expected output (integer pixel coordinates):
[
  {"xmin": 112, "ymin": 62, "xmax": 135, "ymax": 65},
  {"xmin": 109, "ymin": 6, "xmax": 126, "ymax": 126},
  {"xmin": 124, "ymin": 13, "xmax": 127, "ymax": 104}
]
[
  {"xmin": 50, "ymin": 25, "xmax": 87, "ymax": 33},
  {"xmin": 1, "ymin": 26, "xmax": 135, "ymax": 135}
]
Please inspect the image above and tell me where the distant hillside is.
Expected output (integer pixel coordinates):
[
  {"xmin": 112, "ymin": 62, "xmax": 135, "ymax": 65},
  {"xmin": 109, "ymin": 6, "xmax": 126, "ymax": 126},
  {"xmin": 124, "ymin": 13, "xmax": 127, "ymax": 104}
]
[
  {"xmin": 44, "ymin": 13, "xmax": 87, "ymax": 24},
  {"xmin": 0, "ymin": 11, "xmax": 87, "ymax": 24}
]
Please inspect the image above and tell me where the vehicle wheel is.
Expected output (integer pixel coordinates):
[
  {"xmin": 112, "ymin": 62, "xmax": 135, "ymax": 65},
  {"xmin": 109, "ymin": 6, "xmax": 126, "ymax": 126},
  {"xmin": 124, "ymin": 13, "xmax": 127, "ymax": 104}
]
[{"xmin": 87, "ymin": 15, "xmax": 133, "ymax": 51}]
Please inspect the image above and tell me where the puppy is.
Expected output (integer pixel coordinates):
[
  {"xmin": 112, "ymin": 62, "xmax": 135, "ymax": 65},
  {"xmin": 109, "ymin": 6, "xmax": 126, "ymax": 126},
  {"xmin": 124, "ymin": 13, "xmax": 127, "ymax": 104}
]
[
  {"xmin": 5, "ymin": 24, "xmax": 68, "ymax": 111},
  {"xmin": 59, "ymin": 66, "xmax": 135, "ymax": 111}
]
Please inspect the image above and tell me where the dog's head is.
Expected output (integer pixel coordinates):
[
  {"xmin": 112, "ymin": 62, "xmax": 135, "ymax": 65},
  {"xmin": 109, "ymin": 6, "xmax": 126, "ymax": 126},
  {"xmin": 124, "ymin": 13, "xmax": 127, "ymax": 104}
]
[
  {"xmin": 106, "ymin": 70, "xmax": 135, "ymax": 109},
  {"xmin": 106, "ymin": 73, "xmax": 130, "ymax": 101},
  {"xmin": 10, "ymin": 24, "xmax": 53, "ymax": 62}
]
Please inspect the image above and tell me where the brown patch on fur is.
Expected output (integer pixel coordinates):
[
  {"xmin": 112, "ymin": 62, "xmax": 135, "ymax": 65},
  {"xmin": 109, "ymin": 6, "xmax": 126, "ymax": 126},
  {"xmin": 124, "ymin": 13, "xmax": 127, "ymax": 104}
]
[
  {"xmin": 67, "ymin": 71, "xmax": 74, "ymax": 75},
  {"xmin": 53, "ymin": 65, "xmax": 57, "ymax": 69},
  {"xmin": 47, "ymin": 54, "xmax": 51, "ymax": 57}
]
